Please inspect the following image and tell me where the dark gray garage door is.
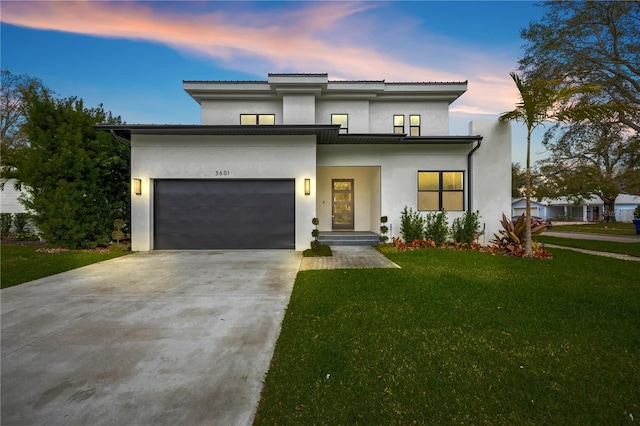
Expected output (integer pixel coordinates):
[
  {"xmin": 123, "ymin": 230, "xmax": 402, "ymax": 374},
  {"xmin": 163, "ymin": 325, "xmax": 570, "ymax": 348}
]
[{"xmin": 154, "ymin": 179, "xmax": 295, "ymax": 249}]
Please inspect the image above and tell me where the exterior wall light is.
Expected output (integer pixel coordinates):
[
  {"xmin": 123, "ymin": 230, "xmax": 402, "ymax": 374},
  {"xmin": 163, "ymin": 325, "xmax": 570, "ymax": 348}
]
[
  {"xmin": 304, "ymin": 178, "xmax": 311, "ymax": 196},
  {"xmin": 133, "ymin": 178, "xmax": 142, "ymax": 195}
]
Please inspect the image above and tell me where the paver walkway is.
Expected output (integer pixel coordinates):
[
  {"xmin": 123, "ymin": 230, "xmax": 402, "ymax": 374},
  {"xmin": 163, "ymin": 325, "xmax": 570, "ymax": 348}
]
[
  {"xmin": 299, "ymin": 246, "xmax": 400, "ymax": 271},
  {"xmin": 545, "ymin": 231, "xmax": 640, "ymax": 243}
]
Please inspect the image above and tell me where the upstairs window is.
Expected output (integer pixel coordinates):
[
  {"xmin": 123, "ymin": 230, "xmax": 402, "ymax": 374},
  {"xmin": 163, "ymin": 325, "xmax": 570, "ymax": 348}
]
[
  {"xmin": 393, "ymin": 115, "xmax": 404, "ymax": 134},
  {"xmin": 240, "ymin": 114, "xmax": 275, "ymax": 125},
  {"xmin": 331, "ymin": 114, "xmax": 349, "ymax": 134},
  {"xmin": 410, "ymin": 115, "xmax": 421, "ymax": 136},
  {"xmin": 418, "ymin": 171, "xmax": 464, "ymax": 211}
]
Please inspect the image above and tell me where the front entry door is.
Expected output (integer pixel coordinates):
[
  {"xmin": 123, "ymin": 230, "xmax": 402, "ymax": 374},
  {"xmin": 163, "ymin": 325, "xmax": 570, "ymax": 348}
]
[{"xmin": 332, "ymin": 179, "xmax": 354, "ymax": 230}]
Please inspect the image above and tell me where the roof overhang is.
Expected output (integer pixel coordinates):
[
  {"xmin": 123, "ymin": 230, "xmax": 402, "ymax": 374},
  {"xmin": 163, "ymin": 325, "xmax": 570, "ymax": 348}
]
[
  {"xmin": 183, "ymin": 75, "xmax": 468, "ymax": 104},
  {"xmin": 95, "ymin": 124, "xmax": 482, "ymax": 146}
]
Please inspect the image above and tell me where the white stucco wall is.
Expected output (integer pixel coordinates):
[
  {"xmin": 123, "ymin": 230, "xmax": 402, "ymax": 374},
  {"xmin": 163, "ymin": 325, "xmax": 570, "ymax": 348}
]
[
  {"xmin": 130, "ymin": 135, "xmax": 316, "ymax": 251},
  {"xmin": 469, "ymin": 120, "xmax": 511, "ymax": 244},
  {"xmin": 369, "ymin": 101, "xmax": 449, "ymax": 135},
  {"xmin": 200, "ymin": 100, "xmax": 283, "ymax": 125},
  {"xmin": 283, "ymin": 94, "xmax": 315, "ymax": 124},
  {"xmin": 315, "ymin": 100, "xmax": 370, "ymax": 132}
]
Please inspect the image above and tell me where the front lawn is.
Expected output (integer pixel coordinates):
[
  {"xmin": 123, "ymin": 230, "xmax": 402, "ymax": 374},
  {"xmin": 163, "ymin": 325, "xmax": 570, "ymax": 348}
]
[
  {"xmin": 552, "ymin": 222, "xmax": 636, "ymax": 235},
  {"xmin": 1, "ymin": 245, "xmax": 130, "ymax": 289},
  {"xmin": 255, "ymin": 249, "xmax": 640, "ymax": 424}
]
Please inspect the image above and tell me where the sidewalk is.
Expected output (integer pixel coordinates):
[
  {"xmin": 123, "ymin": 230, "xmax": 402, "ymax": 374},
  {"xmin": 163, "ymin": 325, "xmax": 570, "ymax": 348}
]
[
  {"xmin": 543, "ymin": 231, "xmax": 640, "ymax": 261},
  {"xmin": 299, "ymin": 246, "xmax": 400, "ymax": 271},
  {"xmin": 544, "ymin": 231, "xmax": 640, "ymax": 243},
  {"xmin": 543, "ymin": 243, "xmax": 640, "ymax": 262}
]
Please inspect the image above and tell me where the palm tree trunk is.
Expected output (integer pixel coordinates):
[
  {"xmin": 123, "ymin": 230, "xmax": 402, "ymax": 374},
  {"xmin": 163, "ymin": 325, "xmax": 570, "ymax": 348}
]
[{"xmin": 525, "ymin": 129, "xmax": 533, "ymax": 258}]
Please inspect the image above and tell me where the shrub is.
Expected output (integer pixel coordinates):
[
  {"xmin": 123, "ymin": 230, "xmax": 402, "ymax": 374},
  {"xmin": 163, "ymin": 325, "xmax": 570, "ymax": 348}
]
[
  {"xmin": 400, "ymin": 206, "xmax": 424, "ymax": 242},
  {"xmin": 1, "ymin": 213, "xmax": 12, "ymax": 236},
  {"xmin": 489, "ymin": 213, "xmax": 551, "ymax": 259},
  {"xmin": 634, "ymin": 205, "xmax": 640, "ymax": 219},
  {"xmin": 110, "ymin": 219, "xmax": 128, "ymax": 251},
  {"xmin": 379, "ymin": 216, "xmax": 389, "ymax": 244},
  {"xmin": 424, "ymin": 210, "xmax": 449, "ymax": 246},
  {"xmin": 451, "ymin": 210, "xmax": 482, "ymax": 245},
  {"xmin": 13, "ymin": 213, "xmax": 31, "ymax": 234},
  {"xmin": 303, "ymin": 244, "xmax": 333, "ymax": 257},
  {"xmin": 310, "ymin": 217, "xmax": 324, "ymax": 255}
]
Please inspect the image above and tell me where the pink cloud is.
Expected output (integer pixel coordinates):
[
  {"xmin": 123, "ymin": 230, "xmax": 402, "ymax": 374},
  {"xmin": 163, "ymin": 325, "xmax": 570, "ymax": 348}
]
[{"xmin": 1, "ymin": 1, "xmax": 520, "ymax": 115}]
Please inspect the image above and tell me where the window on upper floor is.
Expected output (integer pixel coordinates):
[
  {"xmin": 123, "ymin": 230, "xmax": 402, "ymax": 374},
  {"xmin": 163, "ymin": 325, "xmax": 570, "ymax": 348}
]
[
  {"xmin": 410, "ymin": 115, "xmax": 421, "ymax": 136},
  {"xmin": 393, "ymin": 115, "xmax": 405, "ymax": 134},
  {"xmin": 418, "ymin": 171, "xmax": 464, "ymax": 211},
  {"xmin": 240, "ymin": 114, "xmax": 275, "ymax": 125},
  {"xmin": 331, "ymin": 114, "xmax": 349, "ymax": 134}
]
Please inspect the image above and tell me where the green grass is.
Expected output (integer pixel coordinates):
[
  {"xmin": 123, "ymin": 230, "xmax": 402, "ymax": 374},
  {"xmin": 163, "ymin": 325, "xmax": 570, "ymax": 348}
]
[
  {"xmin": 1, "ymin": 245, "xmax": 130, "ymax": 289},
  {"xmin": 552, "ymin": 222, "xmax": 637, "ymax": 235},
  {"xmin": 255, "ymin": 249, "xmax": 640, "ymax": 425},
  {"xmin": 538, "ymin": 235, "xmax": 640, "ymax": 257}
]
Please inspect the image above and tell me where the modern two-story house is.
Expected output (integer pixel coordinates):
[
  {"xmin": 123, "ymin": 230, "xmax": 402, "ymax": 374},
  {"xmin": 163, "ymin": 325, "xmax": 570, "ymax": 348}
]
[{"xmin": 98, "ymin": 73, "xmax": 510, "ymax": 251}]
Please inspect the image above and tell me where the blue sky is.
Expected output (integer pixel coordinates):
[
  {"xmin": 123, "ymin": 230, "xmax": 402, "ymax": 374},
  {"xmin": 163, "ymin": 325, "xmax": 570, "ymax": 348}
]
[{"xmin": 1, "ymin": 1, "xmax": 548, "ymax": 166}]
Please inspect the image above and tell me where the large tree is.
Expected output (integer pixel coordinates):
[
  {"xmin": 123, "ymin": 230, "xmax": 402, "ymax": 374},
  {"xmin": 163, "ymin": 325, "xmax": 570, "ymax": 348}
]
[
  {"xmin": 520, "ymin": 1, "xmax": 640, "ymax": 133},
  {"xmin": 0, "ymin": 70, "xmax": 47, "ymax": 186},
  {"xmin": 14, "ymin": 84, "xmax": 130, "ymax": 248},
  {"xmin": 536, "ymin": 122, "xmax": 640, "ymax": 222}
]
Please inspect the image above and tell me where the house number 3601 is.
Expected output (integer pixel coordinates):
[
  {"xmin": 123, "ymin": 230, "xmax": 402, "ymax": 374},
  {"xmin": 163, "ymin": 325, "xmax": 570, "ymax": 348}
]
[{"xmin": 215, "ymin": 170, "xmax": 230, "ymax": 176}]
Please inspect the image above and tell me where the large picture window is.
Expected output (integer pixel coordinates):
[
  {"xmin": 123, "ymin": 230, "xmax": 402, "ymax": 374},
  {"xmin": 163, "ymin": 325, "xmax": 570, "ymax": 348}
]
[
  {"xmin": 418, "ymin": 171, "xmax": 464, "ymax": 211},
  {"xmin": 240, "ymin": 114, "xmax": 275, "ymax": 125}
]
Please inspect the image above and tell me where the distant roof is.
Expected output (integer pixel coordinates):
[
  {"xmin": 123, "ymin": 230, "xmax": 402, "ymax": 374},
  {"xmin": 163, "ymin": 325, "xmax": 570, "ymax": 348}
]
[{"xmin": 512, "ymin": 194, "xmax": 640, "ymax": 206}]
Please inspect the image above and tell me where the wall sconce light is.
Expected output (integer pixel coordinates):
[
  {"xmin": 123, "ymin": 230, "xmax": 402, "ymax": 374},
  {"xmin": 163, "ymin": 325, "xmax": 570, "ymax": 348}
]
[
  {"xmin": 133, "ymin": 178, "xmax": 142, "ymax": 195},
  {"xmin": 304, "ymin": 178, "xmax": 311, "ymax": 196}
]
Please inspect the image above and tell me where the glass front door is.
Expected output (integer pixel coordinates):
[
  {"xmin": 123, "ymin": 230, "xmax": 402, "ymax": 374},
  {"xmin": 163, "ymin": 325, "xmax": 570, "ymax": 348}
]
[{"xmin": 332, "ymin": 179, "xmax": 354, "ymax": 230}]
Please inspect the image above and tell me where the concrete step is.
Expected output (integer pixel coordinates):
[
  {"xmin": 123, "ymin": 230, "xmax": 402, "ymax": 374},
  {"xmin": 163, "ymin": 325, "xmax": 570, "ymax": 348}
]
[{"xmin": 317, "ymin": 233, "xmax": 380, "ymax": 247}]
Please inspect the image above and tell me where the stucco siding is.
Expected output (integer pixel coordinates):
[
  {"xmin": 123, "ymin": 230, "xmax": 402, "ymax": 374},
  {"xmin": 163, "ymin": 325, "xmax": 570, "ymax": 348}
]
[
  {"xmin": 283, "ymin": 94, "xmax": 315, "ymax": 124},
  {"xmin": 469, "ymin": 121, "xmax": 511, "ymax": 243},
  {"xmin": 369, "ymin": 101, "xmax": 449, "ymax": 135},
  {"xmin": 315, "ymin": 100, "xmax": 370, "ymax": 132},
  {"xmin": 200, "ymin": 100, "xmax": 283, "ymax": 125},
  {"xmin": 131, "ymin": 135, "xmax": 316, "ymax": 251}
]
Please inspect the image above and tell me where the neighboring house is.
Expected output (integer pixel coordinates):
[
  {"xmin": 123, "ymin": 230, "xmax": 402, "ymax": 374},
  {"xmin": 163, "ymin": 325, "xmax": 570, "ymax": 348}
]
[
  {"xmin": 98, "ymin": 73, "xmax": 511, "ymax": 251},
  {"xmin": 512, "ymin": 194, "xmax": 640, "ymax": 222},
  {"xmin": 0, "ymin": 179, "xmax": 27, "ymax": 214},
  {"xmin": 614, "ymin": 194, "xmax": 640, "ymax": 222}
]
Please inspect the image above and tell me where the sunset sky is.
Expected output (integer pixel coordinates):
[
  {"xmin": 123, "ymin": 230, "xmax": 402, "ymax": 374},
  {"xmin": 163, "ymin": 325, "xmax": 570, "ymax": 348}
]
[{"xmin": 1, "ymin": 1, "xmax": 549, "ymax": 165}]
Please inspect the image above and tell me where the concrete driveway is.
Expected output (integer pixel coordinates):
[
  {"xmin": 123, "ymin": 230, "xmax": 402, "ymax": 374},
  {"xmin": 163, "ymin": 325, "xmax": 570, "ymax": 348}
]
[{"xmin": 1, "ymin": 250, "xmax": 301, "ymax": 425}]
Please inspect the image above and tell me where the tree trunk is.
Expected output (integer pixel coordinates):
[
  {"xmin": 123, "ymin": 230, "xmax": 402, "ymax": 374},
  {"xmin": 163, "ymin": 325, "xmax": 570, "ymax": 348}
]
[
  {"xmin": 603, "ymin": 199, "xmax": 617, "ymax": 223},
  {"xmin": 525, "ymin": 130, "xmax": 533, "ymax": 258}
]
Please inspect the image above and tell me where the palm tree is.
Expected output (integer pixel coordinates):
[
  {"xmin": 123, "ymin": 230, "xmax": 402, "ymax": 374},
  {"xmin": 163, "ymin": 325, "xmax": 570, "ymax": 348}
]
[{"xmin": 499, "ymin": 72, "xmax": 600, "ymax": 257}]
